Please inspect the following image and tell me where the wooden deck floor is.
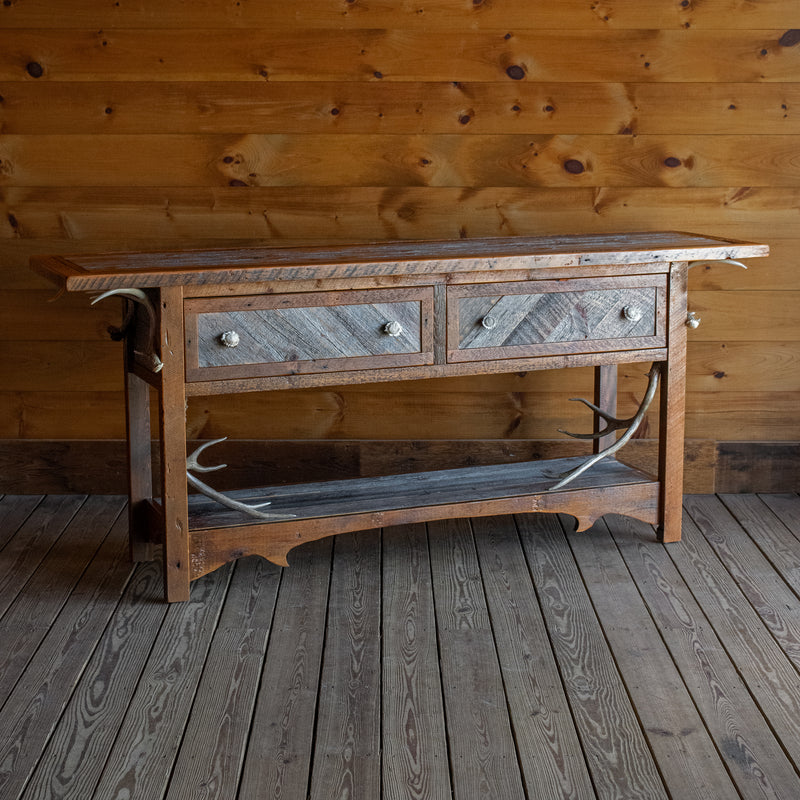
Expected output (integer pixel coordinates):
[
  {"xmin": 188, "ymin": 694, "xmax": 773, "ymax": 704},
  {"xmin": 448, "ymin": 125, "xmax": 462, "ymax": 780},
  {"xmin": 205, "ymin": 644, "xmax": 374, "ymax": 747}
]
[{"xmin": 2, "ymin": 494, "xmax": 800, "ymax": 799}]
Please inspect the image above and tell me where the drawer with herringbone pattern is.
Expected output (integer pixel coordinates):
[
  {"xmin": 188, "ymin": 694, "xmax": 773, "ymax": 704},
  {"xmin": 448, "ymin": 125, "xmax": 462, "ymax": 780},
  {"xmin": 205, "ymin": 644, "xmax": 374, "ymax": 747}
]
[{"xmin": 447, "ymin": 275, "xmax": 666, "ymax": 362}]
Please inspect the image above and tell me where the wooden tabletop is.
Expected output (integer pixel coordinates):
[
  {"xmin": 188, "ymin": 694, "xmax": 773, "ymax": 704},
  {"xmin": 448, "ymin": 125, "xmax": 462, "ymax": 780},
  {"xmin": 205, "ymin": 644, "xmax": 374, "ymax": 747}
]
[{"xmin": 31, "ymin": 231, "xmax": 768, "ymax": 291}]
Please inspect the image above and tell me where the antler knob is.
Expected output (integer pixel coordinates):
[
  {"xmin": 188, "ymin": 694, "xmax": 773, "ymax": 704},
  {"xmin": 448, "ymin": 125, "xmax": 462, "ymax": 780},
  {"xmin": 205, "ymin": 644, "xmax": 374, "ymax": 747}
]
[
  {"xmin": 686, "ymin": 311, "xmax": 701, "ymax": 329},
  {"xmin": 383, "ymin": 321, "xmax": 403, "ymax": 337},
  {"xmin": 219, "ymin": 330, "xmax": 240, "ymax": 347},
  {"xmin": 623, "ymin": 305, "xmax": 643, "ymax": 323}
]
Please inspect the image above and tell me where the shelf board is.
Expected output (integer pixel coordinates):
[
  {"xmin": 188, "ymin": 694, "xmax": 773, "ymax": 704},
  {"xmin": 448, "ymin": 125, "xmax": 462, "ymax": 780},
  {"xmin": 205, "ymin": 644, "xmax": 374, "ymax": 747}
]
[{"xmin": 187, "ymin": 455, "xmax": 655, "ymax": 531}]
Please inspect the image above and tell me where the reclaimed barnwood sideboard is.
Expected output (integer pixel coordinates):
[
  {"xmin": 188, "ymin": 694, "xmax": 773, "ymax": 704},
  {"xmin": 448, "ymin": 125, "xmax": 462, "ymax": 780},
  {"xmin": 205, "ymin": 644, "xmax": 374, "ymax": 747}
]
[{"xmin": 32, "ymin": 232, "xmax": 767, "ymax": 602}]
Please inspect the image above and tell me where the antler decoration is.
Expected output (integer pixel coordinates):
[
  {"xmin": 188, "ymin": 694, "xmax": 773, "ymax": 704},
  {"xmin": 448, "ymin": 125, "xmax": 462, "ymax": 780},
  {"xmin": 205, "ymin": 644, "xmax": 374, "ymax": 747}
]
[
  {"xmin": 90, "ymin": 288, "xmax": 163, "ymax": 372},
  {"xmin": 688, "ymin": 258, "xmax": 748, "ymax": 270},
  {"xmin": 548, "ymin": 363, "xmax": 661, "ymax": 491},
  {"xmin": 186, "ymin": 438, "xmax": 296, "ymax": 520}
]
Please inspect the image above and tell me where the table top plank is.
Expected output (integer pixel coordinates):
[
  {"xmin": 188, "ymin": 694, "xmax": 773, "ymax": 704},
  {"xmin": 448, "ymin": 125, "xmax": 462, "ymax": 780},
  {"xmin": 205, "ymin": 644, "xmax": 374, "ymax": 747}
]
[{"xmin": 31, "ymin": 232, "xmax": 768, "ymax": 291}]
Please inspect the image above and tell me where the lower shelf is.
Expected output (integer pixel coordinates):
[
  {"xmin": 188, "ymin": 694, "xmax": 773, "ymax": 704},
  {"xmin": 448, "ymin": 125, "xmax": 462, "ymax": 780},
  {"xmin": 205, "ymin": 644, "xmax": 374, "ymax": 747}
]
[{"xmin": 179, "ymin": 456, "xmax": 661, "ymax": 578}]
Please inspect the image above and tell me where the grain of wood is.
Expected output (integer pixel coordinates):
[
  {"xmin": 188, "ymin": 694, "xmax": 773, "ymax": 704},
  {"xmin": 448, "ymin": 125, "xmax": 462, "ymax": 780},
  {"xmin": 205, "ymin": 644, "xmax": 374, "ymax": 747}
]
[
  {"xmin": 20, "ymin": 560, "xmax": 165, "ymax": 800},
  {"xmin": 758, "ymin": 493, "xmax": 800, "ymax": 541},
  {"xmin": 2, "ymin": 0, "xmax": 794, "ymax": 29},
  {"xmin": 5, "ymin": 187, "xmax": 800, "ymax": 244},
  {"xmin": 382, "ymin": 523, "xmax": 450, "ymax": 800},
  {"xmin": 1, "ymin": 30, "xmax": 796, "ymax": 82},
  {"xmin": 308, "ymin": 531, "xmax": 382, "ymax": 800},
  {"xmin": 516, "ymin": 512, "xmax": 668, "ymax": 798},
  {"xmin": 568, "ymin": 515, "xmax": 740, "ymax": 799},
  {"xmin": 610, "ymin": 512, "xmax": 800, "ymax": 798},
  {"xmin": 5, "ymin": 82, "xmax": 800, "ymax": 136},
  {"xmin": 165, "ymin": 556, "xmax": 282, "ymax": 799},
  {"xmin": 0, "ymin": 494, "xmax": 85, "ymax": 617},
  {"xmin": 0, "ymin": 509, "xmax": 134, "ymax": 800},
  {"xmin": 0, "ymin": 495, "xmax": 43, "ymax": 550},
  {"xmin": 89, "ymin": 567, "xmax": 233, "ymax": 800},
  {"xmin": 427, "ymin": 517, "xmax": 527, "ymax": 800},
  {"xmin": 686, "ymin": 494, "xmax": 800, "ymax": 665},
  {"xmin": 471, "ymin": 515, "xmax": 595, "ymax": 800},
  {"xmin": 7, "ymin": 133, "xmax": 800, "ymax": 188},
  {"xmin": 666, "ymin": 506, "xmax": 800, "ymax": 771},
  {"xmin": 238, "ymin": 538, "xmax": 332, "ymax": 800},
  {"xmin": 0, "ymin": 496, "xmax": 126, "ymax": 704}
]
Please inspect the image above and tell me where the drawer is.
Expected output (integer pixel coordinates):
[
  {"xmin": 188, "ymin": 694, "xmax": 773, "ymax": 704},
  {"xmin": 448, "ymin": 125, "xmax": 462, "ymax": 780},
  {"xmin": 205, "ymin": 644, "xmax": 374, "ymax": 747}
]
[
  {"xmin": 447, "ymin": 276, "xmax": 666, "ymax": 363},
  {"xmin": 185, "ymin": 287, "xmax": 434, "ymax": 381}
]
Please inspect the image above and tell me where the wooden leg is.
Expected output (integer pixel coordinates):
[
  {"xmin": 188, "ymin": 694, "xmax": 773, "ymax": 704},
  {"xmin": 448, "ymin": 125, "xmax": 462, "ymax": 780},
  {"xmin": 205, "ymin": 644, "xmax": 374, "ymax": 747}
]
[
  {"xmin": 157, "ymin": 287, "xmax": 191, "ymax": 602},
  {"xmin": 124, "ymin": 366, "xmax": 155, "ymax": 562},
  {"xmin": 657, "ymin": 263, "xmax": 688, "ymax": 543},
  {"xmin": 593, "ymin": 364, "xmax": 618, "ymax": 454}
]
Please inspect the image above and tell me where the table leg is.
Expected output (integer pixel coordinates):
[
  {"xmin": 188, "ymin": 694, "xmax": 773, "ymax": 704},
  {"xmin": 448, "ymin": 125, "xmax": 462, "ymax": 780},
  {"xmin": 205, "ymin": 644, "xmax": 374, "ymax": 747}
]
[
  {"xmin": 124, "ymin": 360, "xmax": 154, "ymax": 563},
  {"xmin": 157, "ymin": 287, "xmax": 191, "ymax": 601},
  {"xmin": 657, "ymin": 262, "xmax": 688, "ymax": 543},
  {"xmin": 593, "ymin": 364, "xmax": 618, "ymax": 454}
]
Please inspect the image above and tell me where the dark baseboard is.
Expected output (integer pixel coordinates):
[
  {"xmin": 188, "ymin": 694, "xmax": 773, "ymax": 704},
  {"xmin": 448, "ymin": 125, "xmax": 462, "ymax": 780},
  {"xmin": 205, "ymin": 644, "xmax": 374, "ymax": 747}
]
[
  {"xmin": 0, "ymin": 437, "xmax": 769, "ymax": 495},
  {"xmin": 715, "ymin": 442, "xmax": 800, "ymax": 493}
]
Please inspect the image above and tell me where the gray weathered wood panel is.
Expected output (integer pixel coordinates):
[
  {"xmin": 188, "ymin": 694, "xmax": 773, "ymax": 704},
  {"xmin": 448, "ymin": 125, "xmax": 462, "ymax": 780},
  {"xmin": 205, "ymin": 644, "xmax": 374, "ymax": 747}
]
[
  {"xmin": 198, "ymin": 300, "xmax": 423, "ymax": 367},
  {"xmin": 457, "ymin": 287, "xmax": 656, "ymax": 350}
]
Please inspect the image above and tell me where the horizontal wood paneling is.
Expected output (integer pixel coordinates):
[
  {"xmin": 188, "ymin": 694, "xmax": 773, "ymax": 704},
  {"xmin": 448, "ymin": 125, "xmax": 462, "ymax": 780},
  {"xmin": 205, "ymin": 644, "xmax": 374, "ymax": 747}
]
[
  {"xmin": 3, "ymin": 134, "xmax": 800, "ymax": 188},
  {"xmin": 4, "ymin": 187, "xmax": 800, "ymax": 243},
  {"xmin": 1, "ymin": 3, "xmax": 796, "ymax": 487},
  {"xmin": 2, "ymin": 30, "xmax": 798, "ymax": 82},
  {"xmin": 2, "ymin": 1, "xmax": 798, "ymax": 30},
  {"xmin": 3, "ymin": 82, "xmax": 799, "ymax": 135}
]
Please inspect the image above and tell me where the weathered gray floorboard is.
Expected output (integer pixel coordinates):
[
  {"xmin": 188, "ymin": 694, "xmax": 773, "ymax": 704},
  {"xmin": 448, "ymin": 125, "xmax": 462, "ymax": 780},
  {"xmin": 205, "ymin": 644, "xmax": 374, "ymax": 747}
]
[
  {"xmin": 686, "ymin": 494, "xmax": 800, "ymax": 666},
  {"xmin": 588, "ymin": 514, "xmax": 766, "ymax": 799},
  {"xmin": 517, "ymin": 513, "xmax": 668, "ymax": 799},
  {"xmin": 0, "ymin": 495, "xmax": 86, "ymax": 619},
  {"xmin": 428, "ymin": 517, "xmax": 527, "ymax": 800},
  {"xmin": 471, "ymin": 515, "xmax": 595, "ymax": 800},
  {"xmin": 0, "ymin": 508, "xmax": 134, "ymax": 800},
  {"xmin": 21, "ymin": 560, "xmax": 165, "ymax": 800},
  {"xmin": 0, "ymin": 496, "xmax": 126, "ymax": 705},
  {"xmin": 382, "ymin": 524, "xmax": 451, "ymax": 800},
  {"xmin": 0, "ymin": 496, "xmax": 43, "ymax": 551},
  {"xmin": 164, "ymin": 556, "xmax": 282, "ymax": 800},
  {"xmin": 308, "ymin": 531, "xmax": 382, "ymax": 800},
  {"xmin": 89, "ymin": 567, "xmax": 233, "ymax": 800},
  {"xmin": 719, "ymin": 493, "xmax": 800, "ymax": 604},
  {"xmin": 667, "ymin": 506, "xmax": 800, "ymax": 775},
  {"xmin": 609, "ymin": 517, "xmax": 797, "ymax": 800},
  {"xmin": 237, "ymin": 538, "xmax": 333, "ymax": 800}
]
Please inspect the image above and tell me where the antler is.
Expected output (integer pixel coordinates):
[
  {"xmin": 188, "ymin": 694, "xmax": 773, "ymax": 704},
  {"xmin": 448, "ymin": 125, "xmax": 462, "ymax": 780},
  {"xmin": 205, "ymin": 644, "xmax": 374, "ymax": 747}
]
[
  {"xmin": 91, "ymin": 288, "xmax": 163, "ymax": 372},
  {"xmin": 548, "ymin": 363, "xmax": 661, "ymax": 491},
  {"xmin": 186, "ymin": 438, "xmax": 296, "ymax": 520}
]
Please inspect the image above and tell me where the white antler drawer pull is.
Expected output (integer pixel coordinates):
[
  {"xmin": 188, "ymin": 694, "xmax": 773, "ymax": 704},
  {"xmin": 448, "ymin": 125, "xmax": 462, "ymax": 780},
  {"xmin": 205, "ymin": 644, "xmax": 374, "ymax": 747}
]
[
  {"xmin": 686, "ymin": 311, "xmax": 701, "ymax": 329},
  {"xmin": 219, "ymin": 330, "xmax": 240, "ymax": 348},
  {"xmin": 383, "ymin": 320, "xmax": 403, "ymax": 337},
  {"xmin": 622, "ymin": 305, "xmax": 643, "ymax": 323},
  {"xmin": 481, "ymin": 314, "xmax": 497, "ymax": 330}
]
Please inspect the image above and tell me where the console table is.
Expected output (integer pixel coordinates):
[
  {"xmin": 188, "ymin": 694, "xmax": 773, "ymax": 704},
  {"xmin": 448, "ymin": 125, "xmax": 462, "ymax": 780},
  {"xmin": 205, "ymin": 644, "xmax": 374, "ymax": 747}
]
[{"xmin": 32, "ymin": 232, "xmax": 767, "ymax": 602}]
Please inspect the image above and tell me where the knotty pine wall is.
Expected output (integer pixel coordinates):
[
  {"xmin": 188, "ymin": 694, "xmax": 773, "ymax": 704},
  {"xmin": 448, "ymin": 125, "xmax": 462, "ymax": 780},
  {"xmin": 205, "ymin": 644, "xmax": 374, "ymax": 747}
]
[{"xmin": 1, "ymin": 1, "xmax": 799, "ymax": 492}]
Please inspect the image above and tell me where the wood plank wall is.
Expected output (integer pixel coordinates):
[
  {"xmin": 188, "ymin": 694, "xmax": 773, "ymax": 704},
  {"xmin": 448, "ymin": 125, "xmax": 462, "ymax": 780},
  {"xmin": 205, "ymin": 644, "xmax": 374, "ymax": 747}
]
[{"xmin": 1, "ymin": 1, "xmax": 798, "ymax": 491}]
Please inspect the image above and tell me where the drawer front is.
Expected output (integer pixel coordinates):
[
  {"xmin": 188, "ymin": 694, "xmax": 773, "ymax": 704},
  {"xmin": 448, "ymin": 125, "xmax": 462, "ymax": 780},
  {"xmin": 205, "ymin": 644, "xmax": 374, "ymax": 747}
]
[
  {"xmin": 448, "ymin": 277, "xmax": 666, "ymax": 363},
  {"xmin": 185, "ymin": 287, "xmax": 434, "ymax": 381}
]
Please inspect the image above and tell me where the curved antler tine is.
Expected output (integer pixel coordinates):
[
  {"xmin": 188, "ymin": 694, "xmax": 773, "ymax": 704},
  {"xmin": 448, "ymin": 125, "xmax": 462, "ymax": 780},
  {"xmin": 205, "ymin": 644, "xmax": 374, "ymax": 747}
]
[
  {"xmin": 549, "ymin": 363, "xmax": 661, "ymax": 491},
  {"xmin": 688, "ymin": 258, "xmax": 747, "ymax": 270},
  {"xmin": 90, "ymin": 287, "xmax": 164, "ymax": 372},
  {"xmin": 90, "ymin": 287, "xmax": 154, "ymax": 310},
  {"xmin": 186, "ymin": 473, "xmax": 295, "ymax": 520},
  {"xmin": 186, "ymin": 437, "xmax": 228, "ymax": 473},
  {"xmin": 558, "ymin": 397, "xmax": 634, "ymax": 440}
]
